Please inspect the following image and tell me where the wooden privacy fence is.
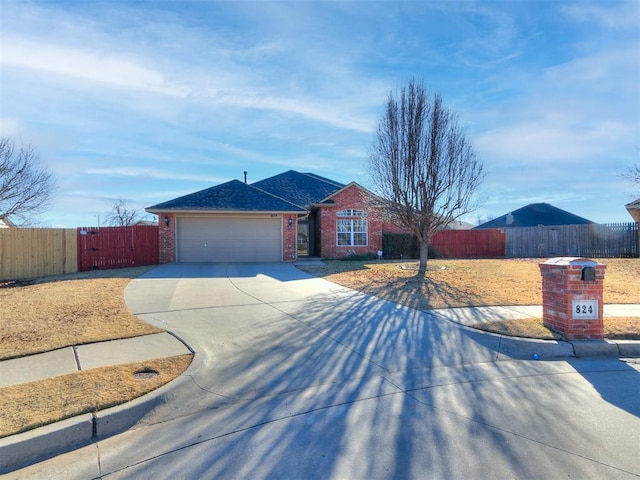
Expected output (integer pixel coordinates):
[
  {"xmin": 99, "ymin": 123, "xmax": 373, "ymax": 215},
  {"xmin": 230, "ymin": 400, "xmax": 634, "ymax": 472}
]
[
  {"xmin": 505, "ymin": 222, "xmax": 639, "ymax": 258},
  {"xmin": 431, "ymin": 229, "xmax": 506, "ymax": 258},
  {"xmin": 0, "ymin": 228, "xmax": 77, "ymax": 280},
  {"xmin": 383, "ymin": 229, "xmax": 506, "ymax": 259},
  {"xmin": 384, "ymin": 222, "xmax": 638, "ymax": 260},
  {"xmin": 0, "ymin": 226, "xmax": 159, "ymax": 280},
  {"xmin": 77, "ymin": 225, "xmax": 159, "ymax": 271}
]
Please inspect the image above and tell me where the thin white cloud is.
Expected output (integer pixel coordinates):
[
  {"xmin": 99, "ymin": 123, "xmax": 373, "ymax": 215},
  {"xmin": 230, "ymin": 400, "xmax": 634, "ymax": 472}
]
[
  {"xmin": 476, "ymin": 118, "xmax": 633, "ymax": 165},
  {"xmin": 2, "ymin": 36, "xmax": 189, "ymax": 97},
  {"xmin": 0, "ymin": 117, "xmax": 25, "ymax": 136},
  {"xmin": 561, "ymin": 1, "xmax": 640, "ymax": 30},
  {"xmin": 211, "ymin": 93, "xmax": 374, "ymax": 133},
  {"xmin": 84, "ymin": 167, "xmax": 224, "ymax": 184}
]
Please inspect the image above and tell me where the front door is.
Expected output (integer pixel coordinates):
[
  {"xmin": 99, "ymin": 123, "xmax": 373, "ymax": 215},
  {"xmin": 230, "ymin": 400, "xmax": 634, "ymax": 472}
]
[{"xmin": 297, "ymin": 218, "xmax": 309, "ymax": 256}]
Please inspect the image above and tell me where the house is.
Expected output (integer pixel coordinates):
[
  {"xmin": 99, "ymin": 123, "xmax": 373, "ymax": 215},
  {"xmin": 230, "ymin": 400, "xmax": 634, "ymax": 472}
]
[
  {"xmin": 0, "ymin": 216, "xmax": 16, "ymax": 228},
  {"xmin": 626, "ymin": 198, "xmax": 640, "ymax": 223},
  {"xmin": 146, "ymin": 170, "xmax": 385, "ymax": 263},
  {"xmin": 474, "ymin": 203, "xmax": 594, "ymax": 229}
]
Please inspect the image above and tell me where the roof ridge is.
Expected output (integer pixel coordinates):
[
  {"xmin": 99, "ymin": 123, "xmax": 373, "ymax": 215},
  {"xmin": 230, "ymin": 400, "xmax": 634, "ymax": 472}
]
[
  {"xmin": 300, "ymin": 171, "xmax": 345, "ymax": 188},
  {"xmin": 250, "ymin": 183, "xmax": 307, "ymax": 211}
]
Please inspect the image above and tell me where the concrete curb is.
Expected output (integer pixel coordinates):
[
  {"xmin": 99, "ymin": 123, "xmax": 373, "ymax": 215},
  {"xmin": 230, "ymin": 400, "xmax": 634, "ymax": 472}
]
[
  {"xmin": 0, "ymin": 414, "xmax": 94, "ymax": 474},
  {"xmin": 497, "ymin": 335, "xmax": 576, "ymax": 360},
  {"xmin": 462, "ymin": 322, "xmax": 640, "ymax": 361},
  {"xmin": 0, "ymin": 344, "xmax": 203, "ymax": 475}
]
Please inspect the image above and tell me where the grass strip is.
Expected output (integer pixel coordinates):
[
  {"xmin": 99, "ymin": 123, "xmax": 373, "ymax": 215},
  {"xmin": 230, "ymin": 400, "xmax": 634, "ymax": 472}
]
[{"xmin": 0, "ymin": 355, "xmax": 192, "ymax": 438}]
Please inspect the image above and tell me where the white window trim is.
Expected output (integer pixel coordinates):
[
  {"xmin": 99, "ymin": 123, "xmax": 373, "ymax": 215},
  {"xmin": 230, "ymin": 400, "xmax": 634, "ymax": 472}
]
[
  {"xmin": 336, "ymin": 210, "xmax": 368, "ymax": 247},
  {"xmin": 337, "ymin": 209, "xmax": 367, "ymax": 217}
]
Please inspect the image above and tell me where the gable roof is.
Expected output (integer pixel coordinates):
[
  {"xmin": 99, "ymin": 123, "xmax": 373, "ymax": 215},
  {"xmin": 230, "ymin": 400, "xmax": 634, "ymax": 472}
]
[
  {"xmin": 626, "ymin": 198, "xmax": 640, "ymax": 222},
  {"xmin": 147, "ymin": 179, "xmax": 306, "ymax": 213},
  {"xmin": 474, "ymin": 203, "xmax": 594, "ymax": 229},
  {"xmin": 0, "ymin": 215, "xmax": 15, "ymax": 228},
  {"xmin": 251, "ymin": 170, "xmax": 344, "ymax": 209}
]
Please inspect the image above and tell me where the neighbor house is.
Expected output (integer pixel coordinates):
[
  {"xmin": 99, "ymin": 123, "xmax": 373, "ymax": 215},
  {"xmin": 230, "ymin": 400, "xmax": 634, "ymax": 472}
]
[
  {"xmin": 146, "ymin": 170, "xmax": 386, "ymax": 263},
  {"xmin": 626, "ymin": 198, "xmax": 640, "ymax": 223},
  {"xmin": 0, "ymin": 216, "xmax": 16, "ymax": 228},
  {"xmin": 474, "ymin": 203, "xmax": 594, "ymax": 229}
]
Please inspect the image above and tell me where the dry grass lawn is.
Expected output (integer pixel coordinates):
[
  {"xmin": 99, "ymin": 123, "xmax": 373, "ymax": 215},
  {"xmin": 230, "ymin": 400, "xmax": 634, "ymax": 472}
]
[
  {"xmin": 0, "ymin": 266, "xmax": 192, "ymax": 438},
  {"xmin": 0, "ymin": 267, "xmax": 162, "ymax": 360},
  {"xmin": 299, "ymin": 258, "xmax": 640, "ymax": 339},
  {"xmin": 0, "ymin": 355, "xmax": 192, "ymax": 438}
]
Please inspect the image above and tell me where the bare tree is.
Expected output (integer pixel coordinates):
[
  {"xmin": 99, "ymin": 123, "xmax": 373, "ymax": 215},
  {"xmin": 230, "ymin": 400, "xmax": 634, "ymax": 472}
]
[
  {"xmin": 369, "ymin": 79, "xmax": 485, "ymax": 274},
  {"xmin": 622, "ymin": 164, "xmax": 640, "ymax": 190},
  {"xmin": 107, "ymin": 199, "xmax": 142, "ymax": 226},
  {"xmin": 0, "ymin": 137, "xmax": 55, "ymax": 225}
]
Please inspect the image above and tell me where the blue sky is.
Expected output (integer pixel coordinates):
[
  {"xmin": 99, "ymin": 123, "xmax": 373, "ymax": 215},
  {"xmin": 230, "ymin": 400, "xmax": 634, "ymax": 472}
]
[{"xmin": 1, "ymin": 0, "xmax": 638, "ymax": 227}]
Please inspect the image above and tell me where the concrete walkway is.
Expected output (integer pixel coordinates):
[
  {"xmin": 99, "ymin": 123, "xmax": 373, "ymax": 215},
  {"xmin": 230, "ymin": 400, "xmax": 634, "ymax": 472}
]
[
  {"xmin": 1, "ymin": 262, "xmax": 639, "ymax": 476},
  {"xmin": 0, "ymin": 333, "xmax": 192, "ymax": 388}
]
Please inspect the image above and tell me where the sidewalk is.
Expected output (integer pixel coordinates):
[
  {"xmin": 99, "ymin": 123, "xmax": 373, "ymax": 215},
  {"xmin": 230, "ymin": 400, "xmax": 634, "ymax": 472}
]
[{"xmin": 0, "ymin": 332, "xmax": 192, "ymax": 389}]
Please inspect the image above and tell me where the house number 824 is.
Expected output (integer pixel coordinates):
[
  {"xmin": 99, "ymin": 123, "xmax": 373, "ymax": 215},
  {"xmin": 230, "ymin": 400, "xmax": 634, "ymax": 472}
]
[
  {"xmin": 572, "ymin": 300, "xmax": 598, "ymax": 320},
  {"xmin": 576, "ymin": 304, "xmax": 593, "ymax": 314}
]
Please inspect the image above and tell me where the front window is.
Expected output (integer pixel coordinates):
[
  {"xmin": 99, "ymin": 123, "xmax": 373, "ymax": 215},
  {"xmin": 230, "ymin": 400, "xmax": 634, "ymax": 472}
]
[{"xmin": 336, "ymin": 209, "xmax": 368, "ymax": 246}]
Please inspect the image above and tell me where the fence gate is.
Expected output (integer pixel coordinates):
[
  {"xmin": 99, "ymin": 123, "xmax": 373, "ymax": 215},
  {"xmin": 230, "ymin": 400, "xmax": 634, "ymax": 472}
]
[{"xmin": 77, "ymin": 225, "xmax": 159, "ymax": 271}]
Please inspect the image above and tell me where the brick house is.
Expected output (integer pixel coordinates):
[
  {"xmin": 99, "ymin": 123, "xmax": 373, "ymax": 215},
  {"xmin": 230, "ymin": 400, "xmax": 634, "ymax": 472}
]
[{"xmin": 146, "ymin": 170, "xmax": 386, "ymax": 263}]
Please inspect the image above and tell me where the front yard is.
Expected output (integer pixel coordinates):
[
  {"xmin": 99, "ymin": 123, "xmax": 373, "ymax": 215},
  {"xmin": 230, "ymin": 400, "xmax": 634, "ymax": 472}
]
[{"xmin": 298, "ymin": 258, "xmax": 640, "ymax": 339}]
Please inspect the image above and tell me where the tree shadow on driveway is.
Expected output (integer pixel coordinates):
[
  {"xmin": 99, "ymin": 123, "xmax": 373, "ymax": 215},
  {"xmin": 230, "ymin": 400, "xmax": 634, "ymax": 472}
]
[{"xmin": 102, "ymin": 265, "xmax": 640, "ymax": 479}]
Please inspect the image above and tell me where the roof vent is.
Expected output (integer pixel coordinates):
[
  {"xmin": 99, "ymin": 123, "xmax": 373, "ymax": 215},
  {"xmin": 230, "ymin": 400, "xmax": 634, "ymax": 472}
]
[{"xmin": 244, "ymin": 171, "xmax": 247, "ymax": 184}]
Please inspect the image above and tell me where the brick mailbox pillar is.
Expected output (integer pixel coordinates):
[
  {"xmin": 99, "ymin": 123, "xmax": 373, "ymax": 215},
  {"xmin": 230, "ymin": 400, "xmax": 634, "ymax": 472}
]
[{"xmin": 539, "ymin": 257, "xmax": 606, "ymax": 340}]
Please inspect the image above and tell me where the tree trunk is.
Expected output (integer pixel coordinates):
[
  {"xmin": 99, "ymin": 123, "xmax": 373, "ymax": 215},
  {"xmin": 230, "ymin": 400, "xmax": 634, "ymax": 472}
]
[{"xmin": 418, "ymin": 240, "xmax": 429, "ymax": 275}]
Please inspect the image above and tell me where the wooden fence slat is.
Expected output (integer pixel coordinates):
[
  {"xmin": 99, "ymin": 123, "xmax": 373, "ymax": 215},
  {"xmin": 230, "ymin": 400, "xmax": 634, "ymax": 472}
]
[
  {"xmin": 77, "ymin": 226, "xmax": 159, "ymax": 271},
  {"xmin": 505, "ymin": 222, "xmax": 638, "ymax": 258},
  {"xmin": 431, "ymin": 229, "xmax": 506, "ymax": 258},
  {"xmin": 0, "ymin": 228, "xmax": 77, "ymax": 280}
]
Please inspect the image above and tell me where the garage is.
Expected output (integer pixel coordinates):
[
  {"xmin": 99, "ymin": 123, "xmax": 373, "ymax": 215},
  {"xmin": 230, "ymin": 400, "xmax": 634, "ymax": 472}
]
[{"xmin": 177, "ymin": 216, "xmax": 282, "ymax": 262}]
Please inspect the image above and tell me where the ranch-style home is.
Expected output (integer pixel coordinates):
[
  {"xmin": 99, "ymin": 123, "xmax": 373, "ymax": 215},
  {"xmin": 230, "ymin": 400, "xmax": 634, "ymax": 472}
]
[{"xmin": 146, "ymin": 170, "xmax": 388, "ymax": 263}]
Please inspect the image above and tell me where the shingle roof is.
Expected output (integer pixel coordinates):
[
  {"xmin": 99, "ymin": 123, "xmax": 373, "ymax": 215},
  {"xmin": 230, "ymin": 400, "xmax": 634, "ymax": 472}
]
[
  {"xmin": 252, "ymin": 170, "xmax": 344, "ymax": 208},
  {"xmin": 626, "ymin": 198, "xmax": 640, "ymax": 222},
  {"xmin": 626, "ymin": 198, "xmax": 640, "ymax": 209},
  {"xmin": 474, "ymin": 203, "xmax": 594, "ymax": 229},
  {"xmin": 147, "ymin": 179, "xmax": 305, "ymax": 212}
]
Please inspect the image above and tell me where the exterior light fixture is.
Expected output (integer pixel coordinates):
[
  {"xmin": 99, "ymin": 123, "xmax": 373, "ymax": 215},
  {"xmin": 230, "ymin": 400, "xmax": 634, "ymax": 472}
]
[
  {"xmin": 288, "ymin": 216, "xmax": 293, "ymax": 230},
  {"xmin": 164, "ymin": 215, "xmax": 170, "ymax": 226}
]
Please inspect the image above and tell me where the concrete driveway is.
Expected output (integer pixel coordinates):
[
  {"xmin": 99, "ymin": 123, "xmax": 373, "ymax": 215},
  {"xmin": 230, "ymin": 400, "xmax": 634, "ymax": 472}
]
[
  {"xmin": 123, "ymin": 262, "xmax": 505, "ymax": 412},
  {"xmin": 11, "ymin": 263, "xmax": 640, "ymax": 479}
]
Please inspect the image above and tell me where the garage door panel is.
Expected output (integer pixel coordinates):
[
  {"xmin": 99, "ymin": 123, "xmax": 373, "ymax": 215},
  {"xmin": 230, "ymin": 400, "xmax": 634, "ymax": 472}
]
[{"xmin": 178, "ymin": 217, "xmax": 281, "ymax": 262}]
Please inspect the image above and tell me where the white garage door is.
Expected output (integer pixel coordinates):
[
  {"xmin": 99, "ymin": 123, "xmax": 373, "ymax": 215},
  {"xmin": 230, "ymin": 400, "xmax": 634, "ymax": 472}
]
[{"xmin": 177, "ymin": 216, "xmax": 282, "ymax": 262}]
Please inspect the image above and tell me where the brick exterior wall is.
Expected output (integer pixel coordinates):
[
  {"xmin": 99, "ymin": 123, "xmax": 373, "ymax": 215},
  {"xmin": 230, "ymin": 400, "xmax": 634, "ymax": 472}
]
[
  {"xmin": 539, "ymin": 257, "xmax": 606, "ymax": 340},
  {"xmin": 283, "ymin": 215, "xmax": 297, "ymax": 262},
  {"xmin": 317, "ymin": 185, "xmax": 383, "ymax": 259},
  {"xmin": 158, "ymin": 213, "xmax": 176, "ymax": 263}
]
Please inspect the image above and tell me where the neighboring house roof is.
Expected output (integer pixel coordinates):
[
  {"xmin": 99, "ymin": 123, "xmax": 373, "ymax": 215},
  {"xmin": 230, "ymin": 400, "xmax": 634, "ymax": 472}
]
[
  {"xmin": 447, "ymin": 220, "xmax": 474, "ymax": 230},
  {"xmin": 147, "ymin": 179, "xmax": 306, "ymax": 213},
  {"xmin": 133, "ymin": 219, "xmax": 158, "ymax": 226},
  {"xmin": 474, "ymin": 202, "xmax": 594, "ymax": 229},
  {"xmin": 626, "ymin": 198, "xmax": 640, "ymax": 223},
  {"xmin": 0, "ymin": 215, "xmax": 16, "ymax": 228},
  {"xmin": 251, "ymin": 170, "xmax": 345, "ymax": 209}
]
